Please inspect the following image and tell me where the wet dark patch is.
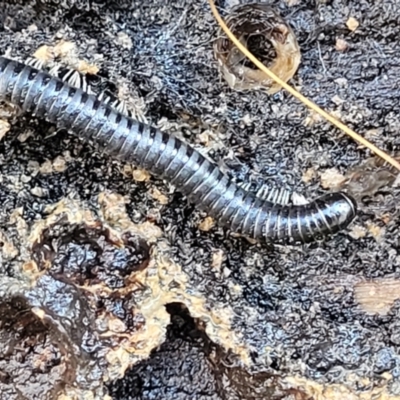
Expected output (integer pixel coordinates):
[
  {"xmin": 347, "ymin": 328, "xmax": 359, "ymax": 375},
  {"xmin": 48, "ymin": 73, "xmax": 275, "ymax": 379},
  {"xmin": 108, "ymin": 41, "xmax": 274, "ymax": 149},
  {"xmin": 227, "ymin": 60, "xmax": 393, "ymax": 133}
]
[
  {"xmin": 0, "ymin": 296, "xmax": 73, "ymax": 400},
  {"xmin": 29, "ymin": 219, "xmax": 150, "ymax": 342},
  {"xmin": 32, "ymin": 222, "xmax": 150, "ymax": 289}
]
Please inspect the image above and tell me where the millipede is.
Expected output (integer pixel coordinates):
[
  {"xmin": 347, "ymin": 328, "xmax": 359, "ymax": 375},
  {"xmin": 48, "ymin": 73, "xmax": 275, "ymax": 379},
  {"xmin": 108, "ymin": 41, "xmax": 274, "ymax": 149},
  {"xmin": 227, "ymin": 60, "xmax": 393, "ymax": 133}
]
[{"xmin": 0, "ymin": 56, "xmax": 357, "ymax": 245}]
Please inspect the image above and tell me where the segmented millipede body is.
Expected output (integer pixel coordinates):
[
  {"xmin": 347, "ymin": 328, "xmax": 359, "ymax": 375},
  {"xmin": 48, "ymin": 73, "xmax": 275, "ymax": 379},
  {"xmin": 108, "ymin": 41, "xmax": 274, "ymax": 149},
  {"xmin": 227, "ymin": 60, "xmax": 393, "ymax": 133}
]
[{"xmin": 0, "ymin": 56, "xmax": 357, "ymax": 245}]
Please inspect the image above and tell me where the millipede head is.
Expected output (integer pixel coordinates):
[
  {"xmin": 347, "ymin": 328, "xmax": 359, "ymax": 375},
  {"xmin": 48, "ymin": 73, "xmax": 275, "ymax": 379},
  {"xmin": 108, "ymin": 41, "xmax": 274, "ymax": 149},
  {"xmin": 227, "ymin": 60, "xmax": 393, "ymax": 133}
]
[
  {"xmin": 272, "ymin": 192, "xmax": 358, "ymax": 247},
  {"xmin": 318, "ymin": 192, "xmax": 358, "ymax": 232}
]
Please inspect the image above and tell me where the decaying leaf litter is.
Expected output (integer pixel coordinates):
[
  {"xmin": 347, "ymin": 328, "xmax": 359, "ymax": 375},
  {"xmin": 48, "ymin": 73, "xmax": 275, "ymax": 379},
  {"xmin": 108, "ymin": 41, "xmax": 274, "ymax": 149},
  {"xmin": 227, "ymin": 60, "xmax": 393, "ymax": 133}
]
[{"xmin": 1, "ymin": 0, "xmax": 400, "ymax": 399}]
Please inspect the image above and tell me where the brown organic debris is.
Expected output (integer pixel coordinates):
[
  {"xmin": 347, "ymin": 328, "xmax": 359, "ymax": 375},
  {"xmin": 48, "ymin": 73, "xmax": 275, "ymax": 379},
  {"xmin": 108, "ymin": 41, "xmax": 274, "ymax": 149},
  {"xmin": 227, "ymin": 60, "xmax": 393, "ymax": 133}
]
[
  {"xmin": 341, "ymin": 156, "xmax": 399, "ymax": 199},
  {"xmin": 213, "ymin": 4, "xmax": 301, "ymax": 94}
]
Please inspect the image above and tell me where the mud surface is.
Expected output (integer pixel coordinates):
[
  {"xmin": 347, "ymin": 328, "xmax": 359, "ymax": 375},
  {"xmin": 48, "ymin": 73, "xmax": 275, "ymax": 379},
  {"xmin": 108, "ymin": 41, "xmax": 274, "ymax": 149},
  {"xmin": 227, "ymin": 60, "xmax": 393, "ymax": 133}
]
[{"xmin": 1, "ymin": 0, "xmax": 400, "ymax": 399}]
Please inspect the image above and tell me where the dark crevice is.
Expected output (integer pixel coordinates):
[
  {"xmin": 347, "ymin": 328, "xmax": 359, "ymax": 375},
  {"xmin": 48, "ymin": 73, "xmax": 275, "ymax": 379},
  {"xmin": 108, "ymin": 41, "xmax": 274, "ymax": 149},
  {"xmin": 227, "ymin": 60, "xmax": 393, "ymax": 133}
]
[{"xmin": 107, "ymin": 303, "xmax": 307, "ymax": 400}]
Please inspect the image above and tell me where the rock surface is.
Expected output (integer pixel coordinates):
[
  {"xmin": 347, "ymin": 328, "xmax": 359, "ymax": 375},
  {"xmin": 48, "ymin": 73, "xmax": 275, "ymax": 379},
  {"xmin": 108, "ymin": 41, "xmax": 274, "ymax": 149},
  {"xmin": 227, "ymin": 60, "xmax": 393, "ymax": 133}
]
[{"xmin": 1, "ymin": 0, "xmax": 400, "ymax": 399}]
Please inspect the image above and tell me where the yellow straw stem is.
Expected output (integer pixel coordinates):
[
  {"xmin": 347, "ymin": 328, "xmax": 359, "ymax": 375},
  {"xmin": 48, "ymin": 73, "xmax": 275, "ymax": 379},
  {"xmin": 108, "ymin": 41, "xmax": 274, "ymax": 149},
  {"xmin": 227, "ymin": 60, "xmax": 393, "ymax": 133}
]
[{"xmin": 208, "ymin": 0, "xmax": 400, "ymax": 171}]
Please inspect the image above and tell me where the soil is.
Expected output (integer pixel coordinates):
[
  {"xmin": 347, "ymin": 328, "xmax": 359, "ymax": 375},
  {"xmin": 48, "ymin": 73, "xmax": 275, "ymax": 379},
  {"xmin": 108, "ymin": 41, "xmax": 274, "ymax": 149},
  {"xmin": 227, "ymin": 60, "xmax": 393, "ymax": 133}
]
[{"xmin": 1, "ymin": 1, "xmax": 400, "ymax": 399}]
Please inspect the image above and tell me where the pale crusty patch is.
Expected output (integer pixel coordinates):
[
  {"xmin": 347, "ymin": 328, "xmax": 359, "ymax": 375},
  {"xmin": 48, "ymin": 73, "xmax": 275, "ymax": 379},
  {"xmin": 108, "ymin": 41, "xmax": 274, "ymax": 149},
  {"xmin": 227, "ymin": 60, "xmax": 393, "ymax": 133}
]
[
  {"xmin": 31, "ymin": 186, "xmax": 46, "ymax": 198},
  {"xmin": 37, "ymin": 155, "xmax": 71, "ymax": 175},
  {"xmin": 22, "ymin": 260, "xmax": 41, "ymax": 275},
  {"xmin": 149, "ymin": 187, "xmax": 169, "ymax": 205},
  {"xmin": 348, "ymin": 225, "xmax": 367, "ymax": 240},
  {"xmin": 0, "ymin": 119, "xmax": 10, "ymax": 141},
  {"xmin": 132, "ymin": 167, "xmax": 151, "ymax": 182},
  {"xmin": 0, "ymin": 230, "xmax": 18, "ymax": 260},
  {"xmin": 98, "ymin": 192, "xmax": 162, "ymax": 242},
  {"xmin": 198, "ymin": 216, "xmax": 215, "ymax": 232},
  {"xmin": 304, "ymin": 111, "xmax": 323, "ymax": 127},
  {"xmin": 39, "ymin": 160, "xmax": 54, "ymax": 175},
  {"xmin": 284, "ymin": 375, "xmax": 400, "ymax": 400},
  {"xmin": 366, "ymin": 222, "xmax": 385, "ymax": 242},
  {"xmin": 33, "ymin": 41, "xmax": 99, "ymax": 74},
  {"xmin": 76, "ymin": 60, "xmax": 99, "ymax": 75},
  {"xmin": 284, "ymin": 0, "xmax": 300, "ymax": 6},
  {"xmin": 319, "ymin": 168, "xmax": 346, "ymax": 189},
  {"xmin": 12, "ymin": 192, "xmax": 250, "ymax": 389},
  {"xmin": 115, "ymin": 32, "xmax": 133, "ymax": 50},
  {"xmin": 302, "ymin": 167, "xmax": 317, "ymax": 183},
  {"xmin": 197, "ymin": 130, "xmax": 210, "ymax": 146},
  {"xmin": 96, "ymin": 191, "xmax": 251, "ymax": 379},
  {"xmin": 346, "ymin": 17, "xmax": 360, "ymax": 32},
  {"xmin": 354, "ymin": 279, "xmax": 400, "ymax": 315},
  {"xmin": 33, "ymin": 45, "xmax": 53, "ymax": 62},
  {"xmin": 52, "ymin": 156, "xmax": 68, "ymax": 173},
  {"xmin": 58, "ymin": 390, "xmax": 112, "ymax": 400},
  {"xmin": 211, "ymin": 249, "xmax": 225, "ymax": 271},
  {"xmin": 117, "ymin": 250, "xmax": 251, "ymax": 372},
  {"xmin": 335, "ymin": 38, "xmax": 348, "ymax": 52},
  {"xmin": 31, "ymin": 42, "xmax": 147, "ymax": 122}
]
